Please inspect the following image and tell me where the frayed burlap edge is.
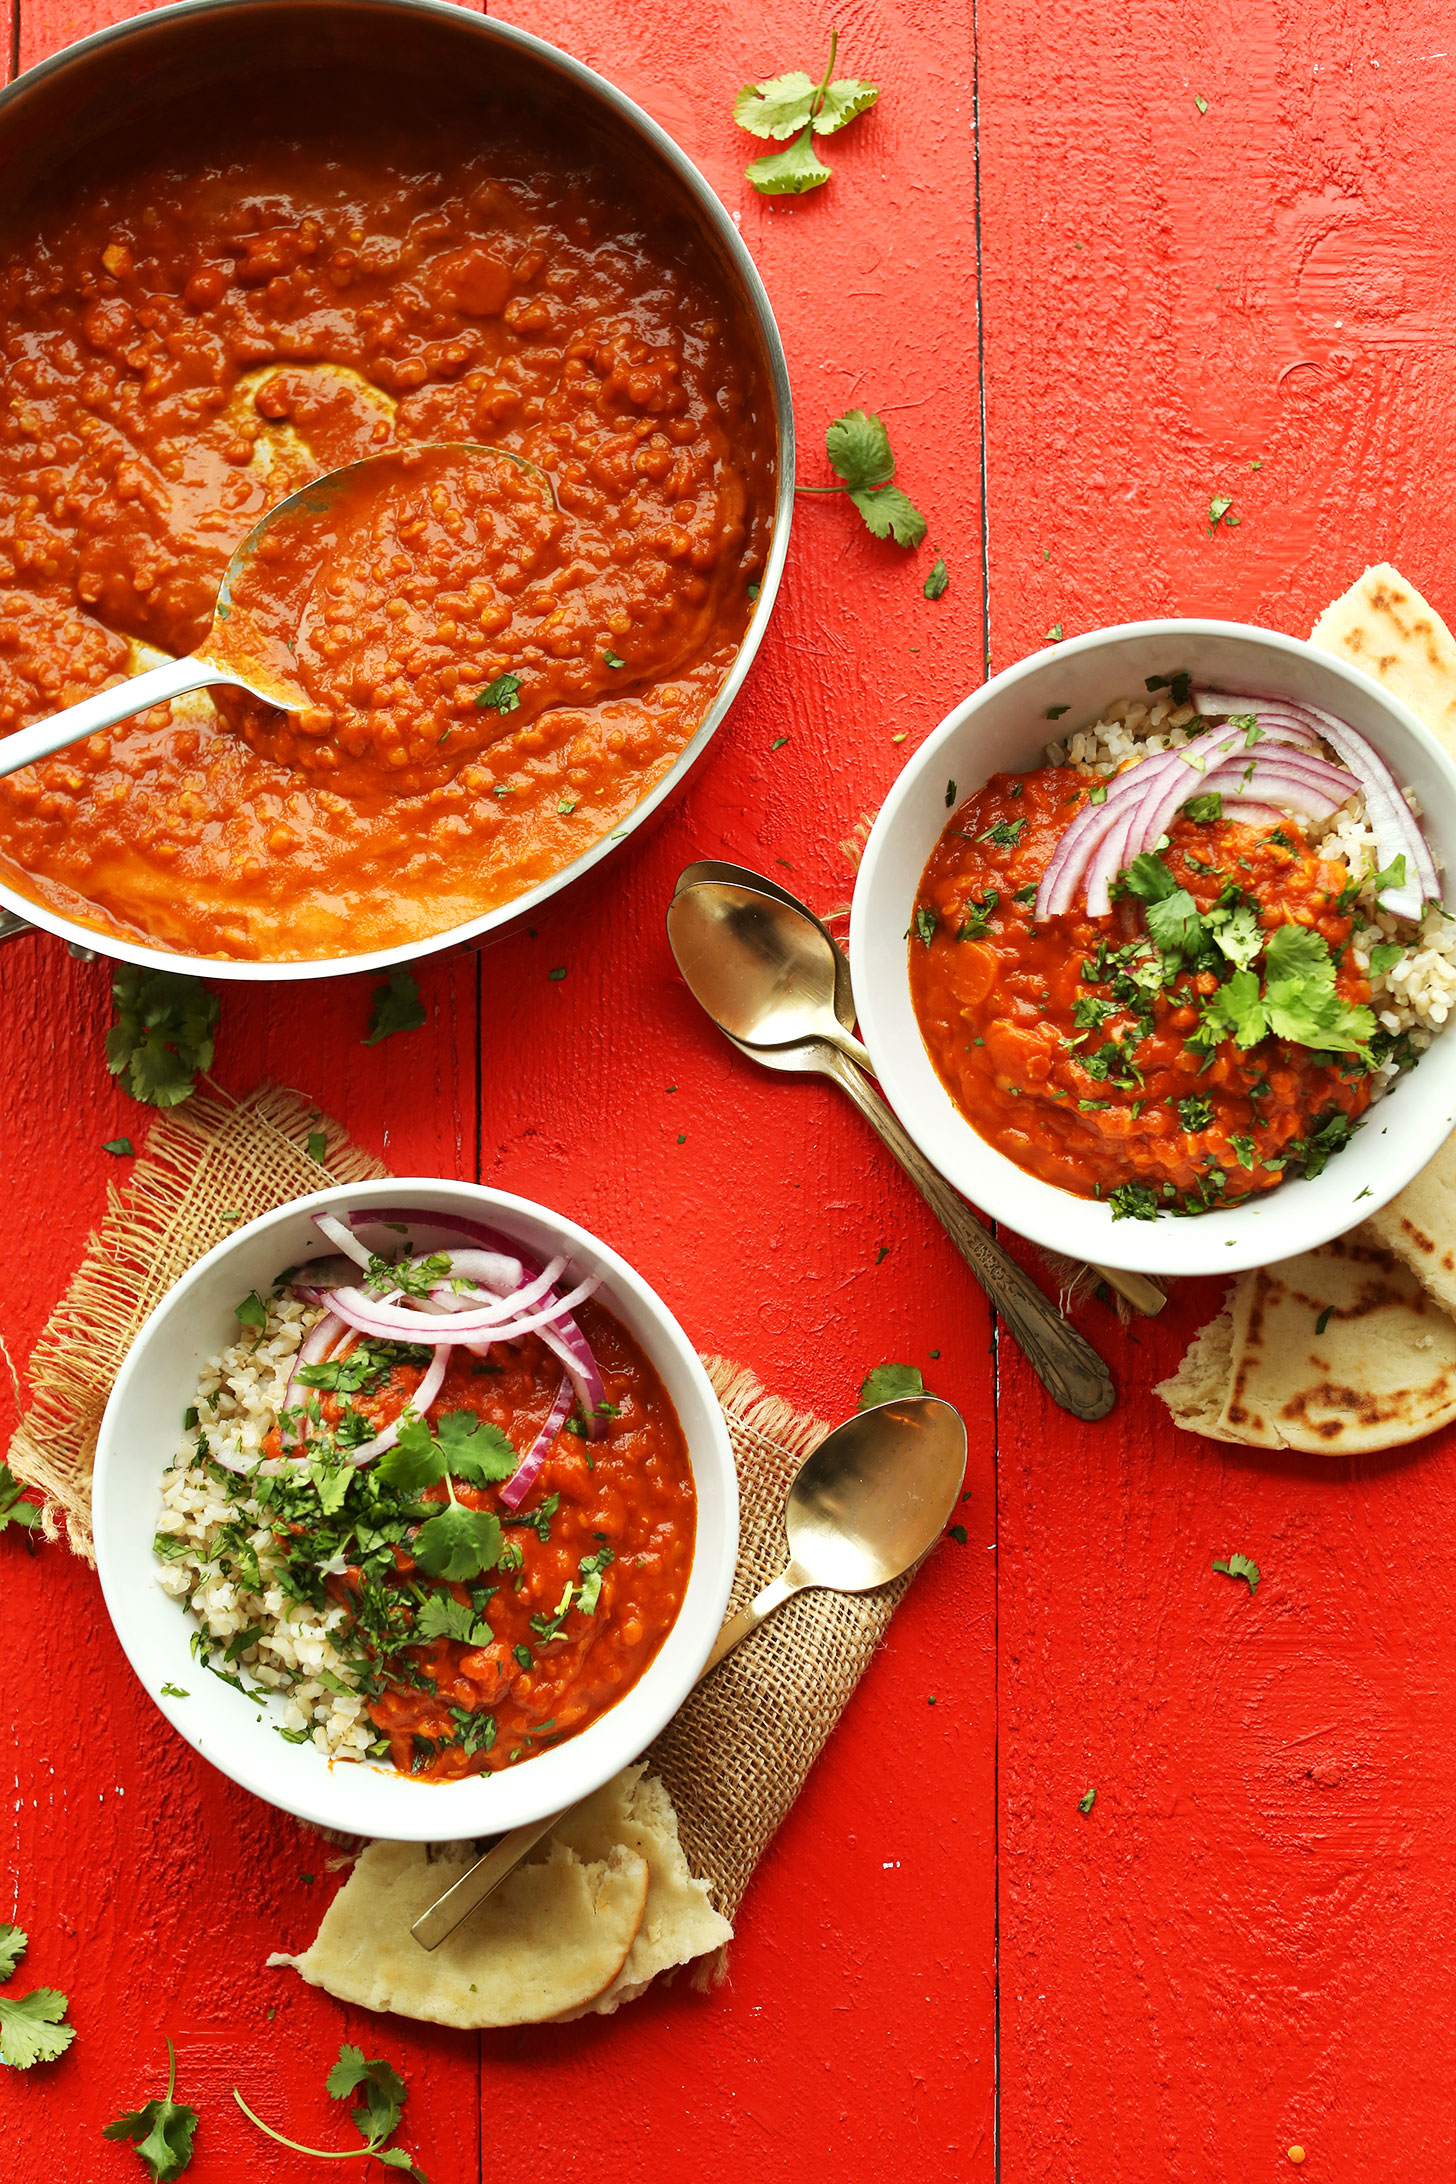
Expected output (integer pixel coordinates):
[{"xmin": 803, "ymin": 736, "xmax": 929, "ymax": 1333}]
[{"xmin": 6, "ymin": 1081, "xmax": 384, "ymax": 1560}]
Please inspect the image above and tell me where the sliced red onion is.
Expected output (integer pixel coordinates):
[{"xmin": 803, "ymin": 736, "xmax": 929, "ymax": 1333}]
[
  {"xmin": 1083, "ymin": 804, "xmax": 1141, "ymax": 919},
  {"xmin": 347, "ymin": 1207, "xmax": 533, "ymax": 1266},
  {"xmin": 313, "ymin": 1211, "xmax": 374, "ymax": 1271},
  {"xmin": 279, "ymin": 1310, "xmax": 346, "ymax": 1443},
  {"xmin": 338, "ymin": 1342, "xmax": 453, "ymax": 1466},
  {"xmin": 429, "ymin": 1247, "xmax": 526, "ymax": 1295},
  {"xmin": 498, "ymin": 1373, "xmax": 575, "ymax": 1510},
  {"xmin": 321, "ymin": 1271, "xmax": 601, "ymax": 1346},
  {"xmin": 539, "ymin": 1320, "xmax": 607, "ymax": 1438},
  {"xmin": 1289, "ymin": 701, "xmax": 1437, "ymax": 916},
  {"xmin": 428, "ymin": 1254, "xmax": 568, "ymax": 1324},
  {"xmin": 1211, "ymin": 798, "xmax": 1292, "ymax": 828},
  {"xmin": 1198, "ymin": 758, "xmax": 1352, "ymax": 821}
]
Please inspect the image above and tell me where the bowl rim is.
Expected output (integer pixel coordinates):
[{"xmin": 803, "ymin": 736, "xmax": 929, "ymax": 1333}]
[
  {"xmin": 92, "ymin": 1175, "xmax": 740, "ymax": 1838},
  {"xmin": 0, "ymin": 0, "xmax": 795, "ymax": 979},
  {"xmin": 849, "ymin": 616, "xmax": 1456, "ymax": 1276}
]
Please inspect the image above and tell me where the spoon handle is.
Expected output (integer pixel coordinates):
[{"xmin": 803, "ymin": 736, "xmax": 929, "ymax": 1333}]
[
  {"xmin": 409, "ymin": 1566, "xmax": 807, "ymax": 1952},
  {"xmin": 816, "ymin": 1045, "xmax": 1116, "ymax": 1421},
  {"xmin": 0, "ymin": 653, "xmax": 228, "ymax": 779}
]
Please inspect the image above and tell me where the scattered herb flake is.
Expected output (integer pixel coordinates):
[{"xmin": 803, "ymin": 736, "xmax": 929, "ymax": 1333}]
[
  {"xmin": 1212, "ymin": 1551, "xmax": 1260, "ymax": 1594},
  {"xmin": 858, "ymin": 1363, "xmax": 925, "ymax": 1409},
  {"xmin": 103, "ymin": 1136, "xmax": 135, "ymax": 1157},
  {"xmin": 364, "ymin": 968, "xmax": 426, "ymax": 1047},
  {"xmin": 924, "ymin": 556, "xmax": 949, "ymax": 601},
  {"xmin": 475, "ymin": 671, "xmax": 522, "ymax": 715},
  {"xmin": 305, "ymin": 1131, "xmax": 328, "ymax": 1165},
  {"xmin": 1078, "ymin": 1787, "xmax": 1097, "ymax": 1814}
]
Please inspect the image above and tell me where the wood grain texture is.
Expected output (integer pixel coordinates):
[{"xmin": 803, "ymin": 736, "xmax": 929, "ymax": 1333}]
[
  {"xmin": 0, "ymin": 0, "xmax": 995, "ymax": 2178},
  {"xmin": 979, "ymin": 0, "xmax": 1456, "ymax": 2174}
]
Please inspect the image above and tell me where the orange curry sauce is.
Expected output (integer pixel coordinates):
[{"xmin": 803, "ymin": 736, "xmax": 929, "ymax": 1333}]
[
  {"xmin": 0, "ymin": 96, "xmax": 773, "ymax": 958},
  {"xmin": 263, "ymin": 1299, "xmax": 695, "ymax": 1781},
  {"xmin": 910, "ymin": 766, "xmax": 1374, "ymax": 1214}
]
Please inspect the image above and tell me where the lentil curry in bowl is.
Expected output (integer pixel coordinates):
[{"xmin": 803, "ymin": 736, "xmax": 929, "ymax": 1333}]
[
  {"xmin": 850, "ymin": 622, "xmax": 1456, "ymax": 1279},
  {"xmin": 0, "ymin": 7, "xmax": 781, "ymax": 964}
]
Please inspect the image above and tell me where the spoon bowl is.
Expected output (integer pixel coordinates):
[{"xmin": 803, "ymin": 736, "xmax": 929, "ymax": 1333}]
[
  {"xmin": 667, "ymin": 878, "xmax": 867, "ymax": 1060},
  {"xmin": 0, "ymin": 441, "xmax": 553, "ymax": 778},
  {"xmin": 779, "ymin": 1394, "xmax": 968, "ymax": 1591}
]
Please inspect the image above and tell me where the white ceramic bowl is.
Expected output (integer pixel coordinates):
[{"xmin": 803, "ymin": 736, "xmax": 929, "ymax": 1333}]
[
  {"xmin": 850, "ymin": 619, "xmax": 1456, "ymax": 1277},
  {"xmin": 94, "ymin": 1178, "xmax": 738, "ymax": 1839}
]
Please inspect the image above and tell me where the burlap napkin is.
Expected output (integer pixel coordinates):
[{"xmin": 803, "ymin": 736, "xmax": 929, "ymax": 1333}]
[{"xmin": 6, "ymin": 1082, "xmax": 911, "ymax": 1927}]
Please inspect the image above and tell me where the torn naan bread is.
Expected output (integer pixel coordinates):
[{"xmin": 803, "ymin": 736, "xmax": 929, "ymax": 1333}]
[
  {"xmin": 270, "ymin": 1836, "xmax": 649, "ymax": 2028},
  {"xmin": 268, "ymin": 1765, "xmax": 730, "ymax": 2029},
  {"xmin": 1311, "ymin": 562, "xmax": 1456, "ymax": 761},
  {"xmin": 1158, "ymin": 1227, "xmax": 1456, "ymax": 1452}
]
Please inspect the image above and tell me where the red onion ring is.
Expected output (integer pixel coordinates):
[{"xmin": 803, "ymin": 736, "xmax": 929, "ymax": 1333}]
[{"xmin": 498, "ymin": 1373, "xmax": 575, "ymax": 1511}]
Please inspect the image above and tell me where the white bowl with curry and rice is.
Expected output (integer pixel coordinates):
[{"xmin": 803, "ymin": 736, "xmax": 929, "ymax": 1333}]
[
  {"xmin": 850, "ymin": 621, "xmax": 1456, "ymax": 1278},
  {"xmin": 93, "ymin": 1178, "xmax": 738, "ymax": 1840}
]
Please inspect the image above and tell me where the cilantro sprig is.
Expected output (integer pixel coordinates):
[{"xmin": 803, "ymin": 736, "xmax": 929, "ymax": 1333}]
[
  {"xmin": 235, "ymin": 2044, "xmax": 425, "ymax": 2179},
  {"xmin": 735, "ymin": 30, "xmax": 878, "ymax": 196},
  {"xmin": 103, "ymin": 2039, "xmax": 198, "ymax": 2180},
  {"xmin": 376, "ymin": 1411, "xmax": 514, "ymax": 1583},
  {"xmin": 0, "ymin": 1925, "xmax": 75, "ymax": 2071},
  {"xmin": 364, "ymin": 968, "xmax": 426, "ymax": 1047},
  {"xmin": 797, "ymin": 409, "xmax": 928, "ymax": 549},
  {"xmin": 858, "ymin": 1363, "xmax": 926, "ymax": 1409},
  {"xmin": 106, "ymin": 966, "xmax": 218, "ymax": 1109}
]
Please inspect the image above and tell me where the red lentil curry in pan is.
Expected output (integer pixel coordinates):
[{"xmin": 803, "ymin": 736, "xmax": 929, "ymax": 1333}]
[{"xmin": 0, "ymin": 89, "xmax": 774, "ymax": 959}]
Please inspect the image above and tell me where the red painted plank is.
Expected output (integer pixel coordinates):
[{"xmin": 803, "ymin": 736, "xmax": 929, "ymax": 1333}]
[
  {"xmin": 978, "ymin": 0, "xmax": 1456, "ymax": 2172},
  {"xmin": 0, "ymin": 1, "xmax": 996, "ymax": 2180}
]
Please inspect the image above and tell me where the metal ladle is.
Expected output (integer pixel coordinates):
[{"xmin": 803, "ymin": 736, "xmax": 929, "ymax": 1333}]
[
  {"xmin": 411, "ymin": 1391, "xmax": 969, "ymax": 1951},
  {"xmin": 666, "ymin": 874, "xmax": 1143, "ymax": 1421},
  {"xmin": 0, "ymin": 442, "xmax": 550, "ymax": 778}
]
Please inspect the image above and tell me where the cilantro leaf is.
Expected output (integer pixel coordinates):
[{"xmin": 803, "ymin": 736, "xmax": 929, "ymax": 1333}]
[
  {"xmin": 1145, "ymin": 886, "xmax": 1204, "ymax": 958},
  {"xmin": 1182, "ymin": 792, "xmax": 1223, "ymax": 823},
  {"xmin": 106, "ymin": 967, "xmax": 218, "ymax": 1110},
  {"xmin": 414, "ymin": 1593, "xmax": 492, "ymax": 1646},
  {"xmin": 364, "ymin": 968, "xmax": 426, "ymax": 1047},
  {"xmin": 924, "ymin": 556, "xmax": 949, "ymax": 601},
  {"xmin": 103, "ymin": 1136, "xmax": 134, "ymax": 1157},
  {"xmin": 0, "ymin": 1464, "xmax": 41, "ymax": 1536},
  {"xmin": 1212, "ymin": 1551, "xmax": 1260, "ymax": 1594},
  {"xmin": 1262, "ymin": 922, "xmax": 1327, "ymax": 982},
  {"xmin": 234, "ymin": 1291, "xmax": 267, "ymax": 1329},
  {"xmin": 858, "ymin": 1363, "xmax": 926, "ymax": 1410},
  {"xmin": 1120, "ymin": 853, "xmax": 1179, "ymax": 903},
  {"xmin": 1263, "ymin": 924, "xmax": 1375, "ymax": 1053},
  {"xmin": 0, "ymin": 1987, "xmax": 74, "ymax": 2070},
  {"xmin": 823, "ymin": 409, "xmax": 928, "ymax": 549},
  {"xmin": 1367, "ymin": 941, "xmax": 1406, "ymax": 978},
  {"xmin": 0, "ymin": 1929, "xmax": 24, "ymax": 1981},
  {"xmin": 326, "ymin": 2045, "xmax": 408, "ymax": 2149},
  {"xmin": 826, "ymin": 409, "xmax": 894, "ymax": 492},
  {"xmin": 1206, "ymin": 900, "xmax": 1263, "ymax": 970},
  {"xmin": 102, "ymin": 2040, "xmax": 198, "ymax": 2180},
  {"xmin": 413, "ymin": 1504, "xmax": 503, "ymax": 1583},
  {"xmin": 1201, "ymin": 967, "xmax": 1268, "ymax": 1049},
  {"xmin": 475, "ymin": 671, "xmax": 521, "ymax": 715},
  {"xmin": 1370, "ymin": 853, "xmax": 1407, "ymax": 900},
  {"xmin": 375, "ymin": 1414, "xmax": 443, "ymax": 1495},
  {"xmin": 733, "ymin": 69, "xmax": 821, "ymax": 138},
  {"xmin": 813, "ymin": 76, "xmax": 880, "ymax": 133},
  {"xmin": 306, "ymin": 1130, "xmax": 328, "ymax": 1164},
  {"xmin": 745, "ymin": 133, "xmax": 833, "ymax": 194},
  {"xmin": 851, "ymin": 482, "xmax": 928, "ymax": 548},
  {"xmin": 436, "ymin": 1412, "xmax": 518, "ymax": 1486}
]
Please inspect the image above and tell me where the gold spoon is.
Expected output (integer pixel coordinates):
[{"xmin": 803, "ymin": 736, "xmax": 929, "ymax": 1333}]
[
  {"xmin": 671, "ymin": 863, "xmax": 1163, "ymax": 1324},
  {"xmin": 668, "ymin": 877, "xmax": 1119, "ymax": 1420},
  {"xmin": 410, "ymin": 1390, "xmax": 969, "ymax": 1952},
  {"xmin": 0, "ymin": 442, "xmax": 551, "ymax": 778}
]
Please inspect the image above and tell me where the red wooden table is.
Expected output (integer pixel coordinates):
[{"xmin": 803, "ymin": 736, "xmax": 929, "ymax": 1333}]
[{"xmin": 3, "ymin": 0, "xmax": 1453, "ymax": 2177}]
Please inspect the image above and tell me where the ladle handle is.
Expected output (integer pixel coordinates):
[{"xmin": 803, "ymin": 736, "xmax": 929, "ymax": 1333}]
[
  {"xmin": 816, "ymin": 1045, "xmax": 1116, "ymax": 1422},
  {"xmin": 0, "ymin": 653, "xmax": 229, "ymax": 779},
  {"xmin": 408, "ymin": 1564, "xmax": 808, "ymax": 1952}
]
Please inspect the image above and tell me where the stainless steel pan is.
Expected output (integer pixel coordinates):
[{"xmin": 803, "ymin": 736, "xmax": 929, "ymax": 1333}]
[{"xmin": 0, "ymin": 0, "xmax": 793, "ymax": 979}]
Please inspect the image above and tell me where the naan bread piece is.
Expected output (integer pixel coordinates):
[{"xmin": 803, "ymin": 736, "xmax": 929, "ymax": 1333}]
[
  {"xmin": 1310, "ymin": 562, "xmax": 1456, "ymax": 761},
  {"xmin": 269, "ymin": 1836, "xmax": 649, "ymax": 2029},
  {"xmin": 1157, "ymin": 1229, "xmax": 1456, "ymax": 1452},
  {"xmin": 1365, "ymin": 1131, "xmax": 1456, "ymax": 1318},
  {"xmin": 550, "ymin": 1764, "xmax": 732, "ymax": 2019}
]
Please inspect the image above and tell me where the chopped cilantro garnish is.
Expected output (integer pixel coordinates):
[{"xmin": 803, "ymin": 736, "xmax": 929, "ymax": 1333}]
[
  {"xmin": 1183, "ymin": 792, "xmax": 1223, "ymax": 823},
  {"xmin": 1177, "ymin": 1094, "xmax": 1214, "ymax": 1132},
  {"xmin": 364, "ymin": 968, "xmax": 426, "ymax": 1046},
  {"xmin": 977, "ymin": 817, "xmax": 1027, "ymax": 849},
  {"xmin": 476, "ymin": 671, "xmax": 522, "ymax": 715},
  {"xmin": 1108, "ymin": 1181, "xmax": 1160, "ymax": 1221},
  {"xmin": 914, "ymin": 906, "xmax": 938, "ymax": 947},
  {"xmin": 956, "ymin": 890, "xmax": 999, "ymax": 941}
]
